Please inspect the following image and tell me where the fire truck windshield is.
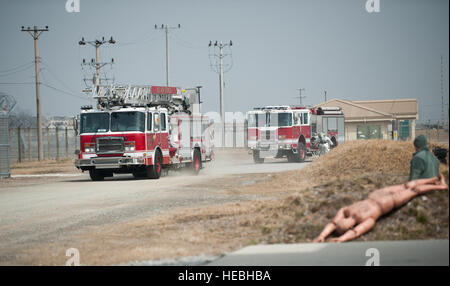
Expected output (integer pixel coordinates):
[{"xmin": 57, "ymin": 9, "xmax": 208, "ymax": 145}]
[
  {"xmin": 267, "ymin": 112, "xmax": 292, "ymax": 127},
  {"xmin": 80, "ymin": 113, "xmax": 109, "ymax": 134},
  {"xmin": 111, "ymin": 111, "xmax": 145, "ymax": 132},
  {"xmin": 248, "ymin": 114, "xmax": 259, "ymax": 127}
]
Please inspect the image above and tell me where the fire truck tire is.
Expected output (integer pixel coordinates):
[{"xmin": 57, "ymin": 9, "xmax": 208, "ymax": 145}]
[
  {"xmin": 296, "ymin": 142, "xmax": 307, "ymax": 163},
  {"xmin": 253, "ymin": 150, "xmax": 264, "ymax": 164},
  {"xmin": 147, "ymin": 150, "xmax": 162, "ymax": 179},
  {"xmin": 89, "ymin": 169, "xmax": 105, "ymax": 181},
  {"xmin": 192, "ymin": 149, "xmax": 202, "ymax": 175}
]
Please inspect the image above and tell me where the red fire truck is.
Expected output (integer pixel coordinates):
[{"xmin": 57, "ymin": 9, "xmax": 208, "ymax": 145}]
[
  {"xmin": 246, "ymin": 106, "xmax": 344, "ymax": 163},
  {"xmin": 74, "ymin": 85, "xmax": 214, "ymax": 181}
]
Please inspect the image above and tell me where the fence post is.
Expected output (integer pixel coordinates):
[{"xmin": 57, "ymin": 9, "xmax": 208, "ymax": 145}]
[
  {"xmin": 47, "ymin": 126, "xmax": 50, "ymax": 160},
  {"xmin": 233, "ymin": 120, "xmax": 236, "ymax": 148},
  {"xmin": 8, "ymin": 128, "xmax": 12, "ymax": 152},
  {"xmin": 56, "ymin": 126, "xmax": 60, "ymax": 161},
  {"xmin": 28, "ymin": 127, "xmax": 31, "ymax": 161},
  {"xmin": 244, "ymin": 119, "xmax": 248, "ymax": 148},
  {"xmin": 65, "ymin": 126, "xmax": 68, "ymax": 158},
  {"xmin": 17, "ymin": 127, "xmax": 22, "ymax": 163}
]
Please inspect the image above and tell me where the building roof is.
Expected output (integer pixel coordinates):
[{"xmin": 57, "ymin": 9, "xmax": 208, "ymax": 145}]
[
  {"xmin": 314, "ymin": 98, "xmax": 418, "ymax": 122},
  {"xmin": 352, "ymin": 99, "xmax": 418, "ymax": 119}
]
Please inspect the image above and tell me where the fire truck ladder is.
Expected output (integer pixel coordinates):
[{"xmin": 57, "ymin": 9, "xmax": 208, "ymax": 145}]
[{"xmin": 84, "ymin": 84, "xmax": 184, "ymax": 109}]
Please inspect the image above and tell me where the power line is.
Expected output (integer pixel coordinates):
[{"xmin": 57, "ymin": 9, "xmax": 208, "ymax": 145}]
[
  {"xmin": 0, "ymin": 82, "xmax": 35, "ymax": 85},
  {"xmin": 40, "ymin": 60, "xmax": 78, "ymax": 95},
  {"xmin": 40, "ymin": 82, "xmax": 91, "ymax": 100},
  {"xmin": 0, "ymin": 63, "xmax": 34, "ymax": 77},
  {"xmin": 172, "ymin": 33, "xmax": 205, "ymax": 50},
  {"xmin": 0, "ymin": 61, "xmax": 34, "ymax": 74}
]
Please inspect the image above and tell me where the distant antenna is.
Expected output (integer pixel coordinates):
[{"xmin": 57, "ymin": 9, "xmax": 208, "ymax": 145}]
[{"xmin": 294, "ymin": 88, "xmax": 306, "ymax": 106}]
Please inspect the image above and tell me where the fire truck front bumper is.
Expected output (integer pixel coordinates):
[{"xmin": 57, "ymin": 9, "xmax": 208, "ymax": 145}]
[
  {"xmin": 75, "ymin": 156, "xmax": 146, "ymax": 169},
  {"xmin": 250, "ymin": 142, "xmax": 294, "ymax": 151}
]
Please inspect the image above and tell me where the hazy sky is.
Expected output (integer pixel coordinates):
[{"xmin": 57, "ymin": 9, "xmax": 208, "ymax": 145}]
[{"xmin": 0, "ymin": 0, "xmax": 448, "ymax": 123}]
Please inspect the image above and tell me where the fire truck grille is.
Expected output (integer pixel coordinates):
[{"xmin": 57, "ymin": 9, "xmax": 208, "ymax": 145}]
[{"xmin": 96, "ymin": 137, "xmax": 124, "ymax": 154}]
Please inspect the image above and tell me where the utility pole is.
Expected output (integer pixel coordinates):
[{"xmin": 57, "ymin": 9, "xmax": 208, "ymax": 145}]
[
  {"xmin": 209, "ymin": 40, "xmax": 233, "ymax": 148},
  {"xmin": 79, "ymin": 36, "xmax": 115, "ymax": 87},
  {"xmin": 324, "ymin": 90, "xmax": 328, "ymax": 102},
  {"xmin": 21, "ymin": 25, "xmax": 48, "ymax": 161},
  {"xmin": 296, "ymin": 88, "xmax": 306, "ymax": 106},
  {"xmin": 155, "ymin": 24, "xmax": 181, "ymax": 86},
  {"xmin": 440, "ymin": 55, "xmax": 445, "ymax": 129}
]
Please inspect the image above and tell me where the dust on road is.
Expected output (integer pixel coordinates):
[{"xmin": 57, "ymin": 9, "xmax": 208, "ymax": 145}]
[{"xmin": 0, "ymin": 149, "xmax": 311, "ymax": 265}]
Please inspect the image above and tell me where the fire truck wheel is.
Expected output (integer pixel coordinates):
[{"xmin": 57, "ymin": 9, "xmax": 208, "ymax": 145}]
[
  {"xmin": 89, "ymin": 169, "xmax": 105, "ymax": 181},
  {"xmin": 192, "ymin": 149, "xmax": 202, "ymax": 175},
  {"xmin": 253, "ymin": 150, "xmax": 264, "ymax": 164},
  {"xmin": 296, "ymin": 142, "xmax": 306, "ymax": 163},
  {"xmin": 147, "ymin": 150, "xmax": 162, "ymax": 179}
]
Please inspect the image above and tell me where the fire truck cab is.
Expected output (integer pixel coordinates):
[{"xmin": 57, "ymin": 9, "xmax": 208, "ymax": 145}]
[
  {"xmin": 75, "ymin": 85, "xmax": 214, "ymax": 181},
  {"xmin": 246, "ymin": 105, "xmax": 344, "ymax": 163}
]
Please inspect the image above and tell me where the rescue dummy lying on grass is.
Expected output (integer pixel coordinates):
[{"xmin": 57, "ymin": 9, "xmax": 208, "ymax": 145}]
[{"xmin": 313, "ymin": 174, "xmax": 448, "ymax": 243}]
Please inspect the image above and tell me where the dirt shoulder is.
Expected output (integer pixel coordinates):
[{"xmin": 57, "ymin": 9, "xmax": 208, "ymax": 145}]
[
  {"xmin": 0, "ymin": 159, "xmax": 82, "ymax": 189},
  {"xmin": 10, "ymin": 159, "xmax": 78, "ymax": 175},
  {"xmin": 8, "ymin": 140, "xmax": 448, "ymax": 266}
]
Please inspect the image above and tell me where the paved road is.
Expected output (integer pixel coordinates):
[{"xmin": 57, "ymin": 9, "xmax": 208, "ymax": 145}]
[
  {"xmin": 0, "ymin": 151, "xmax": 310, "ymax": 264},
  {"xmin": 207, "ymin": 240, "xmax": 449, "ymax": 266}
]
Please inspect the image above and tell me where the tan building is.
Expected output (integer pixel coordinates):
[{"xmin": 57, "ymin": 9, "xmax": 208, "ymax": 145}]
[{"xmin": 315, "ymin": 98, "xmax": 418, "ymax": 141}]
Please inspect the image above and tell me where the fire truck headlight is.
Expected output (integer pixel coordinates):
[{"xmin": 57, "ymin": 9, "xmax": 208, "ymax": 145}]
[
  {"xmin": 84, "ymin": 143, "xmax": 95, "ymax": 153},
  {"xmin": 125, "ymin": 141, "xmax": 136, "ymax": 152},
  {"xmin": 278, "ymin": 135, "xmax": 286, "ymax": 140}
]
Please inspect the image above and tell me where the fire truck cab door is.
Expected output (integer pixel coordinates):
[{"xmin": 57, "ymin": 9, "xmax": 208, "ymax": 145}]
[
  {"xmin": 148, "ymin": 112, "xmax": 161, "ymax": 153},
  {"xmin": 158, "ymin": 111, "xmax": 169, "ymax": 163}
]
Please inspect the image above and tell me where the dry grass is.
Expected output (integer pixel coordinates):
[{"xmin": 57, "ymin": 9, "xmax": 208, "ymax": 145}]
[
  {"xmin": 12, "ymin": 140, "xmax": 450, "ymax": 265},
  {"xmin": 10, "ymin": 159, "xmax": 77, "ymax": 175}
]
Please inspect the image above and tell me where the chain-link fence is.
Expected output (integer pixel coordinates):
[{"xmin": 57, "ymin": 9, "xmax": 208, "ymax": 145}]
[
  {"xmin": 415, "ymin": 121, "xmax": 449, "ymax": 143},
  {"xmin": 6, "ymin": 120, "xmax": 247, "ymax": 165},
  {"xmin": 0, "ymin": 115, "xmax": 10, "ymax": 177},
  {"xmin": 8, "ymin": 126, "xmax": 78, "ymax": 163}
]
